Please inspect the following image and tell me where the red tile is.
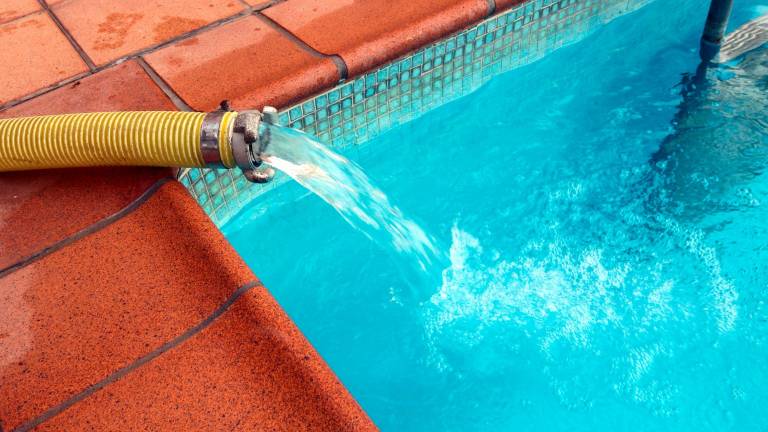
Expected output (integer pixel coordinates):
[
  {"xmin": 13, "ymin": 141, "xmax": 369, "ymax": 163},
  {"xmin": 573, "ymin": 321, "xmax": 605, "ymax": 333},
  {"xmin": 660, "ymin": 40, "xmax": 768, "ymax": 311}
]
[
  {"xmin": 52, "ymin": 0, "xmax": 245, "ymax": 66},
  {"xmin": 0, "ymin": 12, "xmax": 87, "ymax": 105},
  {"xmin": 242, "ymin": 0, "xmax": 270, "ymax": 6},
  {"xmin": 0, "ymin": 182, "xmax": 258, "ymax": 431},
  {"xmin": 0, "ymin": 167, "xmax": 172, "ymax": 271},
  {"xmin": 243, "ymin": 0, "xmax": 276, "ymax": 9},
  {"xmin": 262, "ymin": 0, "xmax": 490, "ymax": 77},
  {"xmin": 0, "ymin": 60, "xmax": 175, "ymax": 117},
  {"xmin": 0, "ymin": 60, "xmax": 179, "ymax": 271},
  {"xmin": 33, "ymin": 287, "xmax": 376, "ymax": 431},
  {"xmin": 495, "ymin": 0, "xmax": 527, "ymax": 12},
  {"xmin": 145, "ymin": 15, "xmax": 340, "ymax": 111},
  {"xmin": 0, "ymin": 0, "xmax": 40, "ymax": 25}
]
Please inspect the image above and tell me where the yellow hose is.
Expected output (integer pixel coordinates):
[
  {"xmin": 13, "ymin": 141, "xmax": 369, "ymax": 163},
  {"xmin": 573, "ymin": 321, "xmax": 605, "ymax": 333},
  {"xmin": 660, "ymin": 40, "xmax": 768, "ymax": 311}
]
[{"xmin": 0, "ymin": 111, "xmax": 238, "ymax": 172}]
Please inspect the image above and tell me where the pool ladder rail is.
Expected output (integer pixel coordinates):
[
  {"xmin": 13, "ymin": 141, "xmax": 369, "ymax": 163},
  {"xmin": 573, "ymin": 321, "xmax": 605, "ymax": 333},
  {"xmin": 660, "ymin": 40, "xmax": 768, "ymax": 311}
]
[{"xmin": 700, "ymin": 0, "xmax": 768, "ymax": 64}]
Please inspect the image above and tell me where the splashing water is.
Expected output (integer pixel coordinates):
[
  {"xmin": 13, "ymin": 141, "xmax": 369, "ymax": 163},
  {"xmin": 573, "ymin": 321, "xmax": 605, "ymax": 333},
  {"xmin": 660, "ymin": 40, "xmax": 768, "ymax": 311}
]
[{"xmin": 260, "ymin": 124, "xmax": 442, "ymax": 272}]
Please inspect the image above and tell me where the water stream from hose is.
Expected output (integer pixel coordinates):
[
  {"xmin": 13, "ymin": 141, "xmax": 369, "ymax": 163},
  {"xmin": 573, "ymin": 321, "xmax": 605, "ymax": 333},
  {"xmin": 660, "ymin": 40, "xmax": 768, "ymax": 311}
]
[{"xmin": 259, "ymin": 124, "xmax": 443, "ymax": 273}]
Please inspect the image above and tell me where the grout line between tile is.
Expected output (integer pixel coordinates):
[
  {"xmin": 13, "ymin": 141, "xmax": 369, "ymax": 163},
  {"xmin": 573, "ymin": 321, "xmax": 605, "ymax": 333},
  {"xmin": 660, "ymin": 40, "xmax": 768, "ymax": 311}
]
[
  {"xmin": 3, "ymin": 0, "xmax": 491, "ymax": 112},
  {"xmin": 0, "ymin": 177, "xmax": 173, "ymax": 280},
  {"xmin": 0, "ymin": 10, "xmax": 254, "ymax": 112},
  {"xmin": 486, "ymin": 0, "xmax": 497, "ymax": 16},
  {"xmin": 331, "ymin": 55, "xmax": 349, "ymax": 81},
  {"xmin": 330, "ymin": 55, "xmax": 349, "ymax": 81},
  {"xmin": 136, "ymin": 57, "xmax": 194, "ymax": 112},
  {"xmin": 12, "ymin": 280, "xmax": 262, "ymax": 432},
  {"xmin": 252, "ymin": 13, "xmax": 330, "ymax": 59},
  {"xmin": 0, "ymin": 8, "xmax": 44, "ymax": 26},
  {"xmin": 250, "ymin": 0, "xmax": 287, "ymax": 11},
  {"xmin": 255, "ymin": 13, "xmax": 349, "ymax": 81},
  {"xmin": 0, "ymin": 71, "xmax": 91, "ymax": 112},
  {"xmin": 129, "ymin": 9, "xmax": 253, "ymax": 56},
  {"xmin": 36, "ymin": 0, "xmax": 97, "ymax": 71}
]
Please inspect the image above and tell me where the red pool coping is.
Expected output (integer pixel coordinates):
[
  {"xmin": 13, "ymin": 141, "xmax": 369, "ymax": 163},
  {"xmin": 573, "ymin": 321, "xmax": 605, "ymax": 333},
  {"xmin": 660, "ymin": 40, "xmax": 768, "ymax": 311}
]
[{"xmin": 0, "ymin": 0, "xmax": 522, "ymax": 429}]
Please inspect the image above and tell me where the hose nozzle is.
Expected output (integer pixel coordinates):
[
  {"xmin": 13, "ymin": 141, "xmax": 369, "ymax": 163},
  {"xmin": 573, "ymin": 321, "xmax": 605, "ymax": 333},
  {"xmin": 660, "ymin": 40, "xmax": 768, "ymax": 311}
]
[{"xmin": 201, "ymin": 102, "xmax": 280, "ymax": 183}]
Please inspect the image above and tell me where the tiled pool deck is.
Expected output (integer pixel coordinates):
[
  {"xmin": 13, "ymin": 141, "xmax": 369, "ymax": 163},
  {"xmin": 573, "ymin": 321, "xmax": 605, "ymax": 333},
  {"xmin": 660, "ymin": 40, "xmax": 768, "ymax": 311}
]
[{"xmin": 1, "ymin": 0, "xmax": 648, "ymax": 429}]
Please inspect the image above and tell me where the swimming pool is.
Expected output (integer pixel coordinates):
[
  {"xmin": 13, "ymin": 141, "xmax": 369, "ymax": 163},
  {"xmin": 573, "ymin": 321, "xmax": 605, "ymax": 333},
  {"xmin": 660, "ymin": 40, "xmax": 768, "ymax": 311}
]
[{"xmin": 224, "ymin": 0, "xmax": 768, "ymax": 430}]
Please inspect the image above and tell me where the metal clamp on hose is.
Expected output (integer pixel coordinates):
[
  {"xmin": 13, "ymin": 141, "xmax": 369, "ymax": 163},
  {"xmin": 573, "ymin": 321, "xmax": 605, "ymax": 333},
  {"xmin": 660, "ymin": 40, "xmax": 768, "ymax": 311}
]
[
  {"xmin": 199, "ymin": 101, "xmax": 279, "ymax": 183},
  {"xmin": 200, "ymin": 110, "xmax": 228, "ymax": 168},
  {"xmin": 230, "ymin": 106, "xmax": 279, "ymax": 183}
]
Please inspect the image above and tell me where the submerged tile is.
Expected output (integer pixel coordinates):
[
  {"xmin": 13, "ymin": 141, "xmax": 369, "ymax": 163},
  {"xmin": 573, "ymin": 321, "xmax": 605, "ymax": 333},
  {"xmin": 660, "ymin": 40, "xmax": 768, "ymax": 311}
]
[
  {"xmin": 145, "ymin": 15, "xmax": 340, "ymax": 111},
  {"xmin": 262, "ymin": 0, "xmax": 490, "ymax": 77},
  {"xmin": 0, "ymin": 182, "xmax": 257, "ymax": 430},
  {"xmin": 52, "ymin": 0, "xmax": 244, "ymax": 65},
  {"xmin": 0, "ymin": 12, "xmax": 87, "ymax": 105}
]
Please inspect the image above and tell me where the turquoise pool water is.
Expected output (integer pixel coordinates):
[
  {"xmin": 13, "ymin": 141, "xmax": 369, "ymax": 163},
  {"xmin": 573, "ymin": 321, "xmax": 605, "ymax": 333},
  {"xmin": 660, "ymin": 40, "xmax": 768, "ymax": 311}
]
[{"xmin": 225, "ymin": 0, "xmax": 768, "ymax": 430}]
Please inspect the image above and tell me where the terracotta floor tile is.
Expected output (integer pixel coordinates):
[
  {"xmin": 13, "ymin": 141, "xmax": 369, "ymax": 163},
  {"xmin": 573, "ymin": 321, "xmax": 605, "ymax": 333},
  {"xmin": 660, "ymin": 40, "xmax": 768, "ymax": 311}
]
[
  {"xmin": 242, "ymin": 0, "xmax": 270, "ymax": 6},
  {"xmin": 0, "ymin": 11, "xmax": 87, "ymax": 105},
  {"xmin": 495, "ymin": 0, "xmax": 527, "ymax": 12},
  {"xmin": 0, "ymin": 60, "xmax": 175, "ymax": 117},
  {"xmin": 243, "ymin": 0, "xmax": 275, "ymax": 9},
  {"xmin": 0, "ymin": 182, "xmax": 257, "ymax": 430},
  {"xmin": 0, "ymin": 167, "xmax": 172, "ymax": 271},
  {"xmin": 144, "ymin": 15, "xmax": 340, "ymax": 111},
  {"xmin": 262, "ymin": 0, "xmax": 490, "ymax": 77},
  {"xmin": 0, "ymin": 0, "xmax": 40, "ymax": 25},
  {"xmin": 52, "ymin": 0, "xmax": 245, "ymax": 66},
  {"xmin": 34, "ymin": 288, "xmax": 376, "ymax": 431},
  {"xmin": 0, "ymin": 60, "xmax": 179, "ymax": 272}
]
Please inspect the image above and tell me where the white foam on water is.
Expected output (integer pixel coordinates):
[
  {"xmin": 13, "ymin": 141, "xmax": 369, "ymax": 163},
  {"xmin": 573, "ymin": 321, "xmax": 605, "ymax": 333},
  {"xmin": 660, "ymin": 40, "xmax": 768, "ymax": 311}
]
[
  {"xmin": 422, "ymin": 207, "xmax": 738, "ymax": 412},
  {"xmin": 611, "ymin": 343, "xmax": 679, "ymax": 416},
  {"xmin": 658, "ymin": 217, "xmax": 739, "ymax": 333},
  {"xmin": 424, "ymin": 224, "xmax": 629, "ymax": 373}
]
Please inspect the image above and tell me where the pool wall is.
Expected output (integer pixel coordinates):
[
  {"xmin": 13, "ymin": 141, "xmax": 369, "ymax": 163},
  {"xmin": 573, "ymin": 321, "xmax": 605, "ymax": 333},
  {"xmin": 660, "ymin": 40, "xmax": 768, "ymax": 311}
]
[{"xmin": 180, "ymin": 0, "xmax": 654, "ymax": 225}]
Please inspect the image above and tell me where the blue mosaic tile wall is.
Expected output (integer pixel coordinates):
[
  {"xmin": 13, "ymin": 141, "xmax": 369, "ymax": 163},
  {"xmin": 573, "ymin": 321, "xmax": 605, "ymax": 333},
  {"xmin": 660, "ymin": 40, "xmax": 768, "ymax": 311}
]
[{"xmin": 180, "ymin": 0, "xmax": 653, "ymax": 225}]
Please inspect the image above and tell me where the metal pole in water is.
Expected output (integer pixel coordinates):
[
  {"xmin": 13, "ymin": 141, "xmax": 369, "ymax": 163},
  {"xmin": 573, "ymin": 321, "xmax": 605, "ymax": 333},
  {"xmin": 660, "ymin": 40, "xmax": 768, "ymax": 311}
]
[{"xmin": 700, "ymin": 0, "xmax": 735, "ymax": 62}]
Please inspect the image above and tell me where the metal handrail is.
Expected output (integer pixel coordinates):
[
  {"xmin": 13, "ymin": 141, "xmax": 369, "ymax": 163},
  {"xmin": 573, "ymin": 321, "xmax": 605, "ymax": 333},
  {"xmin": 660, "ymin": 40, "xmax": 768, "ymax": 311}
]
[{"xmin": 700, "ymin": 0, "xmax": 735, "ymax": 62}]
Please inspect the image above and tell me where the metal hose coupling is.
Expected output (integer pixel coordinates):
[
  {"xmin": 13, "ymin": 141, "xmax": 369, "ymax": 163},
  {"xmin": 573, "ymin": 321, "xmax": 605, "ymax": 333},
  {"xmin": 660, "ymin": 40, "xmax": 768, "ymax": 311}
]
[{"xmin": 200, "ymin": 102, "xmax": 279, "ymax": 183}]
